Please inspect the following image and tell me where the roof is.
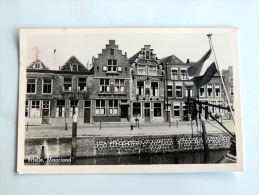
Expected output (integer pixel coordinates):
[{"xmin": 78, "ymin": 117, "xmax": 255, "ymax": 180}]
[
  {"xmin": 27, "ymin": 59, "xmax": 49, "ymax": 70},
  {"xmin": 160, "ymin": 54, "xmax": 184, "ymax": 64},
  {"xmin": 128, "ymin": 51, "xmax": 142, "ymax": 65},
  {"xmin": 60, "ymin": 56, "xmax": 88, "ymax": 71}
]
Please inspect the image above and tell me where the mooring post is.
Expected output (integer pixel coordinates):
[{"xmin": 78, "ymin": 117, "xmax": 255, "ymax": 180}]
[
  {"xmin": 26, "ymin": 123, "xmax": 29, "ymax": 131},
  {"xmin": 99, "ymin": 121, "xmax": 102, "ymax": 130},
  {"xmin": 201, "ymin": 120, "xmax": 209, "ymax": 152},
  {"xmin": 71, "ymin": 114, "xmax": 78, "ymax": 165}
]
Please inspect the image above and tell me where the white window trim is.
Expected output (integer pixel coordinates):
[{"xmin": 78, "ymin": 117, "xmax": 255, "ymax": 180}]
[
  {"xmin": 108, "ymin": 100, "xmax": 119, "ymax": 116},
  {"xmin": 180, "ymin": 68, "xmax": 188, "ymax": 80},
  {"xmin": 95, "ymin": 100, "xmax": 106, "ymax": 116},
  {"xmin": 150, "ymin": 81, "xmax": 159, "ymax": 97},
  {"xmin": 42, "ymin": 79, "xmax": 53, "ymax": 94},
  {"xmin": 107, "ymin": 59, "xmax": 117, "ymax": 72},
  {"xmin": 137, "ymin": 64, "xmax": 147, "ymax": 75},
  {"xmin": 199, "ymin": 87, "xmax": 205, "ymax": 97},
  {"xmin": 136, "ymin": 80, "xmax": 145, "ymax": 96},
  {"xmin": 207, "ymin": 84, "xmax": 213, "ymax": 97},
  {"xmin": 26, "ymin": 78, "xmax": 37, "ymax": 94},
  {"xmin": 173, "ymin": 103, "xmax": 180, "ymax": 117},
  {"xmin": 175, "ymin": 83, "xmax": 183, "ymax": 98},
  {"xmin": 215, "ymin": 84, "xmax": 221, "ymax": 97},
  {"xmin": 114, "ymin": 79, "xmax": 125, "ymax": 93},
  {"xmin": 171, "ymin": 68, "xmax": 178, "ymax": 80},
  {"xmin": 56, "ymin": 100, "xmax": 65, "ymax": 118}
]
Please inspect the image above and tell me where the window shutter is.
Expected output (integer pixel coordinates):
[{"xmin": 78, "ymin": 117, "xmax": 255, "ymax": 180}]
[
  {"xmin": 103, "ymin": 66, "xmax": 107, "ymax": 71},
  {"xmin": 107, "ymin": 86, "xmax": 110, "ymax": 92}
]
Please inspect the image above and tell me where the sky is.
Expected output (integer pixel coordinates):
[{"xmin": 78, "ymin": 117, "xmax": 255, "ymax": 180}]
[{"xmin": 24, "ymin": 28, "xmax": 237, "ymax": 71}]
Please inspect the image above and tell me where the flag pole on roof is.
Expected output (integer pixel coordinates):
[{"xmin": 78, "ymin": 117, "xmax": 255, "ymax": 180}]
[
  {"xmin": 54, "ymin": 49, "xmax": 56, "ymax": 68},
  {"xmin": 207, "ymin": 34, "xmax": 235, "ymax": 124}
]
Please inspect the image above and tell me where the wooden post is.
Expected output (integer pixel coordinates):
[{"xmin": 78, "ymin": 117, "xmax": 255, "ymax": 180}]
[
  {"xmin": 201, "ymin": 120, "xmax": 209, "ymax": 152},
  {"xmin": 71, "ymin": 114, "xmax": 78, "ymax": 165},
  {"xmin": 99, "ymin": 121, "xmax": 101, "ymax": 130}
]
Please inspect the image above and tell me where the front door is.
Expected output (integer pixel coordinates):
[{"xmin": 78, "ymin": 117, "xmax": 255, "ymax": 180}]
[
  {"xmin": 121, "ymin": 105, "xmax": 128, "ymax": 120},
  {"xmin": 42, "ymin": 100, "xmax": 50, "ymax": 124},
  {"xmin": 84, "ymin": 108, "xmax": 91, "ymax": 123},
  {"xmin": 144, "ymin": 103, "xmax": 150, "ymax": 122}
]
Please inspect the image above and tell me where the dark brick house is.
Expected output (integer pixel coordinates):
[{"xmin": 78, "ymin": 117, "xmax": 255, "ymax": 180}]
[
  {"xmin": 25, "ymin": 56, "xmax": 93, "ymax": 126},
  {"xmin": 92, "ymin": 40, "xmax": 130, "ymax": 122}
]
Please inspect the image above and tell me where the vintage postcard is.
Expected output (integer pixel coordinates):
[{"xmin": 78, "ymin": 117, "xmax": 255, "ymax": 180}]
[{"xmin": 17, "ymin": 28, "xmax": 243, "ymax": 174}]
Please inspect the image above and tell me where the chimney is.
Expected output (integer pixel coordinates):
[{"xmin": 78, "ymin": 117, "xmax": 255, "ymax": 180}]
[
  {"xmin": 109, "ymin": 40, "xmax": 115, "ymax": 46},
  {"xmin": 186, "ymin": 59, "xmax": 190, "ymax": 63},
  {"xmin": 125, "ymin": 52, "xmax": 127, "ymax": 58}
]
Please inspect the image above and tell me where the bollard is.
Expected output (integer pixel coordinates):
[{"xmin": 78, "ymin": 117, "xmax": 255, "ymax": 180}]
[
  {"xmin": 201, "ymin": 120, "xmax": 209, "ymax": 152},
  {"xmin": 26, "ymin": 123, "xmax": 29, "ymax": 131},
  {"xmin": 130, "ymin": 124, "xmax": 134, "ymax": 131},
  {"xmin": 40, "ymin": 146, "xmax": 45, "ymax": 165},
  {"xmin": 65, "ymin": 122, "xmax": 67, "ymax": 131},
  {"xmin": 99, "ymin": 121, "xmax": 102, "ymax": 130}
]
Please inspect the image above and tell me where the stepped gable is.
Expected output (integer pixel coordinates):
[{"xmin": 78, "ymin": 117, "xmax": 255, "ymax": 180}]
[
  {"xmin": 27, "ymin": 59, "xmax": 49, "ymax": 70},
  {"xmin": 60, "ymin": 56, "xmax": 87, "ymax": 71},
  {"xmin": 128, "ymin": 51, "xmax": 142, "ymax": 65},
  {"xmin": 160, "ymin": 54, "xmax": 184, "ymax": 64}
]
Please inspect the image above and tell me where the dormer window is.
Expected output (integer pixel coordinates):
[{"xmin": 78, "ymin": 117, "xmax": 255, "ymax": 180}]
[
  {"xmin": 34, "ymin": 62, "xmax": 40, "ymax": 69},
  {"xmin": 107, "ymin": 60, "xmax": 117, "ymax": 72},
  {"xmin": 72, "ymin": 63, "xmax": 78, "ymax": 71},
  {"xmin": 110, "ymin": 49, "xmax": 114, "ymax": 55}
]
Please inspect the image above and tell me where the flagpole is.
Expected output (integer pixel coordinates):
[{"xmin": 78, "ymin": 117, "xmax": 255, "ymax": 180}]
[{"xmin": 207, "ymin": 34, "xmax": 235, "ymax": 124}]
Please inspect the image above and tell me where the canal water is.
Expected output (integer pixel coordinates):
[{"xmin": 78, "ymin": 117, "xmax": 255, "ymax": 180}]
[{"xmin": 25, "ymin": 149, "xmax": 232, "ymax": 165}]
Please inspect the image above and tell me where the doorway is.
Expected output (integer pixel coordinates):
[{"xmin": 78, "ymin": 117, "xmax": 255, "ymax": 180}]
[
  {"xmin": 144, "ymin": 103, "xmax": 150, "ymax": 122},
  {"xmin": 121, "ymin": 105, "xmax": 128, "ymax": 120},
  {"xmin": 42, "ymin": 100, "xmax": 50, "ymax": 124}
]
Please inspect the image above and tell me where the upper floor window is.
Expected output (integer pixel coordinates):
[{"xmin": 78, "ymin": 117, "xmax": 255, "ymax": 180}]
[
  {"xmin": 100, "ymin": 79, "xmax": 110, "ymax": 93},
  {"xmin": 107, "ymin": 60, "xmax": 117, "ymax": 72},
  {"xmin": 42, "ymin": 79, "xmax": 52, "ymax": 94},
  {"xmin": 180, "ymin": 70, "xmax": 187, "ymax": 80},
  {"xmin": 136, "ymin": 81, "xmax": 144, "ymax": 96},
  {"xmin": 148, "ymin": 65, "xmax": 157, "ymax": 75},
  {"xmin": 186, "ymin": 87, "xmax": 193, "ymax": 98},
  {"xmin": 174, "ymin": 104, "xmax": 180, "ymax": 117},
  {"xmin": 199, "ymin": 87, "xmax": 205, "ymax": 97},
  {"xmin": 171, "ymin": 69, "xmax": 178, "ymax": 80},
  {"xmin": 175, "ymin": 85, "xmax": 183, "ymax": 98},
  {"xmin": 115, "ymin": 79, "xmax": 125, "ymax": 93},
  {"xmin": 110, "ymin": 49, "xmax": 114, "ymax": 55},
  {"xmin": 215, "ymin": 84, "xmax": 221, "ymax": 97},
  {"xmin": 151, "ymin": 82, "xmax": 159, "ymax": 97},
  {"xmin": 63, "ymin": 77, "xmax": 72, "ymax": 91},
  {"xmin": 167, "ymin": 85, "xmax": 173, "ymax": 97},
  {"xmin": 137, "ymin": 65, "xmax": 146, "ymax": 75},
  {"xmin": 34, "ymin": 62, "xmax": 40, "ymax": 69},
  {"xmin": 78, "ymin": 78, "xmax": 87, "ymax": 91},
  {"xmin": 27, "ymin": 78, "xmax": 36, "ymax": 94},
  {"xmin": 207, "ymin": 84, "xmax": 213, "ymax": 97}
]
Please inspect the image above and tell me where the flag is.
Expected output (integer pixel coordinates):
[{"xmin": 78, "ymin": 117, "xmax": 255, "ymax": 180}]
[
  {"xmin": 187, "ymin": 49, "xmax": 211, "ymax": 77},
  {"xmin": 192, "ymin": 62, "xmax": 217, "ymax": 89}
]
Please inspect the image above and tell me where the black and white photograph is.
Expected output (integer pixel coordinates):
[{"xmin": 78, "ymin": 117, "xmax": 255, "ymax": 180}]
[{"xmin": 17, "ymin": 28, "xmax": 243, "ymax": 174}]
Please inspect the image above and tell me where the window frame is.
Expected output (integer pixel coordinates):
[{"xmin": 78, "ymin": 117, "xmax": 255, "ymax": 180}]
[
  {"xmin": 78, "ymin": 77, "xmax": 87, "ymax": 92},
  {"xmin": 133, "ymin": 102, "xmax": 141, "ymax": 117},
  {"xmin": 56, "ymin": 100, "xmax": 65, "ymax": 118},
  {"xmin": 207, "ymin": 84, "xmax": 213, "ymax": 97},
  {"xmin": 114, "ymin": 79, "xmax": 125, "ymax": 93},
  {"xmin": 151, "ymin": 81, "xmax": 159, "ymax": 97},
  {"xmin": 171, "ymin": 68, "xmax": 178, "ymax": 80},
  {"xmin": 26, "ymin": 78, "xmax": 37, "ymax": 94},
  {"xmin": 107, "ymin": 59, "xmax": 117, "ymax": 72},
  {"xmin": 136, "ymin": 81, "xmax": 145, "ymax": 96},
  {"xmin": 180, "ymin": 69, "xmax": 188, "ymax": 80},
  {"xmin": 42, "ymin": 78, "xmax": 53, "ymax": 94},
  {"xmin": 109, "ymin": 100, "xmax": 119, "ymax": 115},
  {"xmin": 95, "ymin": 100, "xmax": 106, "ymax": 115},
  {"xmin": 175, "ymin": 84, "xmax": 183, "ymax": 98},
  {"xmin": 63, "ymin": 77, "xmax": 73, "ymax": 92},
  {"xmin": 70, "ymin": 100, "xmax": 79, "ymax": 117},
  {"xmin": 153, "ymin": 102, "xmax": 162, "ymax": 117},
  {"xmin": 215, "ymin": 84, "xmax": 221, "ymax": 97},
  {"xmin": 99, "ymin": 79, "xmax": 110, "ymax": 93},
  {"xmin": 199, "ymin": 87, "xmax": 205, "ymax": 97}
]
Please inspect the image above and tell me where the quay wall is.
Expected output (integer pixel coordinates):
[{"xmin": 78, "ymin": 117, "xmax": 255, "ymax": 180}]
[{"xmin": 24, "ymin": 134, "xmax": 231, "ymax": 159}]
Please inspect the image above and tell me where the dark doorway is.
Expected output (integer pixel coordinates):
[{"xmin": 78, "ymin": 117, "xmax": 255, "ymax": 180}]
[
  {"xmin": 84, "ymin": 108, "xmax": 91, "ymax": 123},
  {"xmin": 42, "ymin": 109, "xmax": 49, "ymax": 124},
  {"xmin": 144, "ymin": 103, "xmax": 150, "ymax": 122},
  {"xmin": 121, "ymin": 105, "xmax": 128, "ymax": 120}
]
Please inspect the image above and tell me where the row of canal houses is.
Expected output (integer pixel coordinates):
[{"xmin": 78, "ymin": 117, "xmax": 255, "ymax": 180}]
[{"xmin": 25, "ymin": 40, "xmax": 234, "ymax": 125}]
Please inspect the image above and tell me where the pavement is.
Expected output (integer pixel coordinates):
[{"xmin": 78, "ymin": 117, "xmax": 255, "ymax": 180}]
[{"xmin": 25, "ymin": 120, "xmax": 235, "ymax": 138}]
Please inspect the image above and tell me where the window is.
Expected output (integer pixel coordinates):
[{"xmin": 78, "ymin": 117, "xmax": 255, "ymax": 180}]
[
  {"xmin": 78, "ymin": 78, "xmax": 87, "ymax": 91},
  {"xmin": 72, "ymin": 63, "xmax": 78, "ymax": 71},
  {"xmin": 42, "ymin": 79, "xmax": 52, "ymax": 94},
  {"xmin": 171, "ymin": 69, "xmax": 178, "ymax": 80},
  {"xmin": 107, "ymin": 60, "xmax": 117, "ymax": 72},
  {"xmin": 109, "ymin": 100, "xmax": 119, "ymax": 115},
  {"xmin": 70, "ymin": 100, "xmax": 78, "ymax": 117},
  {"xmin": 115, "ymin": 79, "xmax": 125, "ymax": 93},
  {"xmin": 56, "ymin": 100, "xmax": 65, "ymax": 117},
  {"xmin": 174, "ymin": 104, "xmax": 180, "ymax": 117},
  {"xmin": 183, "ymin": 104, "xmax": 188, "ymax": 116},
  {"xmin": 146, "ymin": 51, "xmax": 150, "ymax": 59},
  {"xmin": 148, "ymin": 65, "xmax": 157, "ymax": 75},
  {"xmin": 30, "ymin": 100, "xmax": 40, "ymax": 117},
  {"xmin": 180, "ymin": 70, "xmax": 187, "ymax": 80},
  {"xmin": 63, "ymin": 78, "xmax": 72, "ymax": 91},
  {"xmin": 100, "ymin": 79, "xmax": 110, "ymax": 93},
  {"xmin": 154, "ymin": 103, "xmax": 162, "ymax": 117},
  {"xmin": 199, "ymin": 87, "xmax": 205, "ymax": 97},
  {"xmin": 230, "ymin": 86, "xmax": 234, "ymax": 95},
  {"xmin": 27, "ymin": 78, "xmax": 36, "ymax": 93},
  {"xmin": 210, "ymin": 101, "xmax": 216, "ymax": 113},
  {"xmin": 167, "ymin": 85, "xmax": 173, "ymax": 97},
  {"xmin": 136, "ymin": 81, "xmax": 144, "ymax": 96},
  {"xmin": 175, "ymin": 85, "xmax": 182, "ymax": 98},
  {"xmin": 215, "ymin": 84, "xmax": 221, "ymax": 97},
  {"xmin": 110, "ymin": 49, "xmax": 114, "ymax": 55},
  {"xmin": 133, "ymin": 102, "xmax": 141, "ymax": 117},
  {"xmin": 151, "ymin": 82, "xmax": 159, "ymax": 97},
  {"xmin": 84, "ymin": 100, "xmax": 91, "ymax": 108},
  {"xmin": 42, "ymin": 100, "xmax": 49, "ymax": 109},
  {"xmin": 218, "ymin": 101, "xmax": 223, "ymax": 113},
  {"xmin": 137, "ymin": 65, "xmax": 146, "ymax": 75},
  {"xmin": 25, "ymin": 100, "xmax": 29, "ymax": 117},
  {"xmin": 186, "ymin": 88, "xmax": 193, "ymax": 98},
  {"xmin": 96, "ymin": 100, "xmax": 106, "ymax": 115},
  {"xmin": 207, "ymin": 84, "xmax": 213, "ymax": 97}
]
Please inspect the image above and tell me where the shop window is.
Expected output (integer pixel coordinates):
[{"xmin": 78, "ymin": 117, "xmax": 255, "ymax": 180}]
[
  {"xmin": 154, "ymin": 103, "xmax": 162, "ymax": 117},
  {"xmin": 96, "ymin": 100, "xmax": 106, "ymax": 115},
  {"xmin": 109, "ymin": 100, "xmax": 119, "ymax": 115},
  {"xmin": 133, "ymin": 102, "xmax": 141, "ymax": 117},
  {"xmin": 56, "ymin": 100, "xmax": 65, "ymax": 117}
]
